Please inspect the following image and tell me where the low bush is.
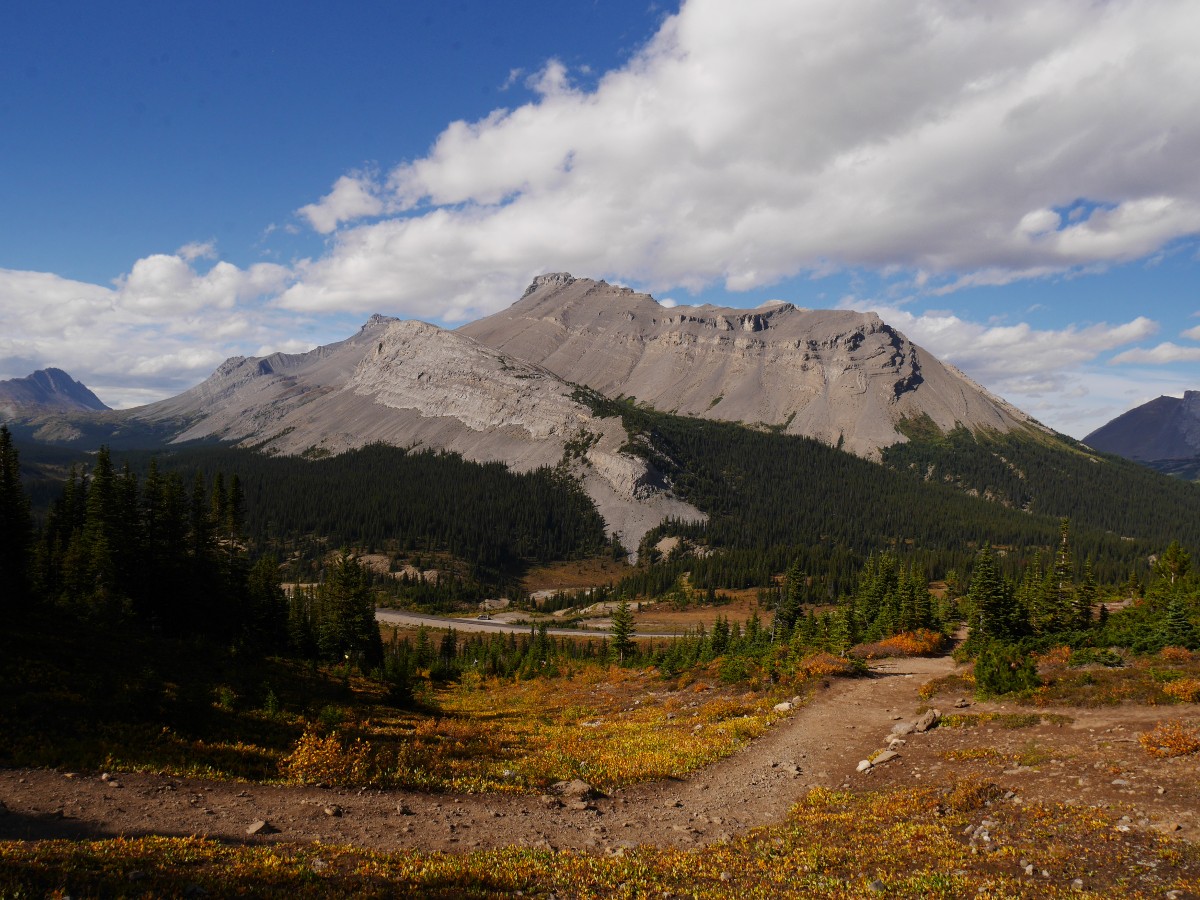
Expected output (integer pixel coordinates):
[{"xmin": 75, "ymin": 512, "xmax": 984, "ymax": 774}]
[
  {"xmin": 972, "ymin": 642, "xmax": 1041, "ymax": 698},
  {"xmin": 1139, "ymin": 720, "xmax": 1200, "ymax": 758}
]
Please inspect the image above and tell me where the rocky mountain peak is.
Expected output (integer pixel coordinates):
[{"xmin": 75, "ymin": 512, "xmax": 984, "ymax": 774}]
[
  {"xmin": 0, "ymin": 368, "xmax": 109, "ymax": 413},
  {"xmin": 463, "ymin": 275, "xmax": 1034, "ymax": 458}
]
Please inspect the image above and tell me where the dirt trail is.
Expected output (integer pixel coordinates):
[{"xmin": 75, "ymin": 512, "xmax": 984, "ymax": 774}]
[{"xmin": 2, "ymin": 654, "xmax": 1197, "ymax": 852}]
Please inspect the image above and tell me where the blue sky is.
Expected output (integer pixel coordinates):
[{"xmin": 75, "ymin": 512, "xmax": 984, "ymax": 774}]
[{"xmin": 2, "ymin": 0, "xmax": 1199, "ymax": 438}]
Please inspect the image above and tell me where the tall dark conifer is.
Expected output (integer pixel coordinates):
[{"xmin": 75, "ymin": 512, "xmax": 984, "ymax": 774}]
[{"xmin": 0, "ymin": 425, "xmax": 32, "ymax": 608}]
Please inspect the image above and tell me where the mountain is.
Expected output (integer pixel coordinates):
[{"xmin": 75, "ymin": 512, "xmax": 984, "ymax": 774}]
[
  {"xmin": 122, "ymin": 314, "xmax": 702, "ymax": 550},
  {"xmin": 1084, "ymin": 392, "xmax": 1200, "ymax": 468},
  {"xmin": 460, "ymin": 273, "xmax": 1037, "ymax": 459},
  {"xmin": 0, "ymin": 368, "xmax": 109, "ymax": 414}
]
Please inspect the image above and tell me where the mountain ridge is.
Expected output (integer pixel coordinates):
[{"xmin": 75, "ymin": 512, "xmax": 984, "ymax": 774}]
[
  {"xmin": 461, "ymin": 274, "xmax": 1037, "ymax": 459},
  {"xmin": 1084, "ymin": 391, "xmax": 1200, "ymax": 463},
  {"xmin": 0, "ymin": 368, "xmax": 109, "ymax": 415}
]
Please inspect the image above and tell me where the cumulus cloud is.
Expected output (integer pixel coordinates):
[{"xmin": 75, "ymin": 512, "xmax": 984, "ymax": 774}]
[
  {"xmin": 285, "ymin": 0, "xmax": 1200, "ymax": 318},
  {"xmin": 297, "ymin": 173, "xmax": 385, "ymax": 235},
  {"xmin": 0, "ymin": 250, "xmax": 297, "ymax": 407},
  {"xmin": 1109, "ymin": 342, "xmax": 1200, "ymax": 364},
  {"xmin": 1180, "ymin": 324, "xmax": 1200, "ymax": 340},
  {"xmin": 843, "ymin": 298, "xmax": 1164, "ymax": 434}
]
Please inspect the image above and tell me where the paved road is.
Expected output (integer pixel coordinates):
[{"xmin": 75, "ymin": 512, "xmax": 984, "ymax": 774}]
[{"xmin": 375, "ymin": 607, "xmax": 682, "ymax": 638}]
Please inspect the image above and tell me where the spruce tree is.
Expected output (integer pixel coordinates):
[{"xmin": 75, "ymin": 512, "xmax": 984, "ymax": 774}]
[
  {"xmin": 609, "ymin": 598, "xmax": 636, "ymax": 663},
  {"xmin": 966, "ymin": 544, "xmax": 1019, "ymax": 645},
  {"xmin": 0, "ymin": 425, "xmax": 32, "ymax": 608}
]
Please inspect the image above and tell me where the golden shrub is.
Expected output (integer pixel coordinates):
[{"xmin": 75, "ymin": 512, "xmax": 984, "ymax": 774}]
[
  {"xmin": 851, "ymin": 630, "xmax": 946, "ymax": 659},
  {"xmin": 1160, "ymin": 646, "xmax": 1194, "ymax": 663},
  {"xmin": 280, "ymin": 728, "xmax": 373, "ymax": 785},
  {"xmin": 1162, "ymin": 678, "xmax": 1200, "ymax": 703},
  {"xmin": 1036, "ymin": 645, "xmax": 1073, "ymax": 670},
  {"xmin": 798, "ymin": 652, "xmax": 857, "ymax": 678},
  {"xmin": 1139, "ymin": 720, "xmax": 1200, "ymax": 758}
]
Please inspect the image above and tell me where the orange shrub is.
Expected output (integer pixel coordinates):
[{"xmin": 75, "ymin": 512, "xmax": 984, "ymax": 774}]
[
  {"xmin": 1036, "ymin": 645, "xmax": 1072, "ymax": 670},
  {"xmin": 1160, "ymin": 646, "xmax": 1194, "ymax": 663},
  {"xmin": 798, "ymin": 652, "xmax": 858, "ymax": 677},
  {"xmin": 1139, "ymin": 720, "xmax": 1200, "ymax": 758},
  {"xmin": 1162, "ymin": 678, "xmax": 1200, "ymax": 703},
  {"xmin": 850, "ymin": 629, "xmax": 946, "ymax": 659}
]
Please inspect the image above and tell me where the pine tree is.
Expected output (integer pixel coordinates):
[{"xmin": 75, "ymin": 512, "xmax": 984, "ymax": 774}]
[
  {"xmin": 1160, "ymin": 587, "xmax": 1197, "ymax": 649},
  {"xmin": 609, "ymin": 598, "xmax": 636, "ymax": 663},
  {"xmin": 1074, "ymin": 558, "xmax": 1097, "ymax": 629},
  {"xmin": 317, "ymin": 551, "xmax": 383, "ymax": 670},
  {"xmin": 966, "ymin": 544, "xmax": 1019, "ymax": 644},
  {"xmin": 0, "ymin": 425, "xmax": 32, "ymax": 609}
]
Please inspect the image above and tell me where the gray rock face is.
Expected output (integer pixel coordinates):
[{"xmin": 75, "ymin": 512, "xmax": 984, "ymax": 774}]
[
  {"xmin": 461, "ymin": 275, "xmax": 1035, "ymax": 459},
  {"xmin": 126, "ymin": 316, "xmax": 702, "ymax": 552}
]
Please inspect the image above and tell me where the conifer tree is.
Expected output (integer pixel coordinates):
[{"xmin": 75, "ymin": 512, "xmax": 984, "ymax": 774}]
[
  {"xmin": 966, "ymin": 544, "xmax": 1019, "ymax": 644},
  {"xmin": 609, "ymin": 598, "xmax": 636, "ymax": 663},
  {"xmin": 0, "ymin": 425, "xmax": 32, "ymax": 608},
  {"xmin": 317, "ymin": 551, "xmax": 383, "ymax": 670},
  {"xmin": 1074, "ymin": 558, "xmax": 1098, "ymax": 629}
]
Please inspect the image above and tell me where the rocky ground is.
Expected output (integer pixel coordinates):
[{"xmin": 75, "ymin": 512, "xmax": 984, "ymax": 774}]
[{"xmin": 1, "ymin": 655, "xmax": 1196, "ymax": 855}]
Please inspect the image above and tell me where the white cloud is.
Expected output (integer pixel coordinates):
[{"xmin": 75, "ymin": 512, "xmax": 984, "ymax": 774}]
[
  {"xmin": 0, "ymin": 251, "xmax": 297, "ymax": 407},
  {"xmin": 297, "ymin": 173, "xmax": 385, "ymax": 234},
  {"xmin": 844, "ymin": 298, "xmax": 1164, "ymax": 435},
  {"xmin": 1109, "ymin": 342, "xmax": 1200, "ymax": 364},
  {"xmin": 177, "ymin": 240, "xmax": 217, "ymax": 262},
  {"xmin": 1180, "ymin": 324, "xmax": 1200, "ymax": 340},
  {"xmin": 286, "ymin": 0, "xmax": 1200, "ymax": 317}
]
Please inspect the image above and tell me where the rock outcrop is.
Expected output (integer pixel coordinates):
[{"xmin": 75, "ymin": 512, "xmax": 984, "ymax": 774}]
[{"xmin": 462, "ymin": 274, "xmax": 1035, "ymax": 458}]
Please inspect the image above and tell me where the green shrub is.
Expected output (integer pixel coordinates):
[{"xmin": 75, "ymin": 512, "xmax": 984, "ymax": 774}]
[{"xmin": 973, "ymin": 642, "xmax": 1041, "ymax": 698}]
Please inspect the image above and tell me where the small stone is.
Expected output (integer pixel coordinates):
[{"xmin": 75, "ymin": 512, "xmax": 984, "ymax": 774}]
[
  {"xmin": 323, "ymin": 805, "xmax": 342, "ymax": 817},
  {"xmin": 552, "ymin": 779, "xmax": 596, "ymax": 799},
  {"xmin": 872, "ymin": 750, "xmax": 899, "ymax": 766},
  {"xmin": 311, "ymin": 858, "xmax": 328, "ymax": 872},
  {"xmin": 869, "ymin": 878, "xmax": 885, "ymax": 892},
  {"xmin": 246, "ymin": 820, "xmax": 278, "ymax": 835},
  {"xmin": 891, "ymin": 722, "xmax": 915, "ymax": 736},
  {"xmin": 719, "ymin": 871, "xmax": 732, "ymax": 883},
  {"xmin": 101, "ymin": 772, "xmax": 112, "ymax": 782},
  {"xmin": 913, "ymin": 709, "xmax": 940, "ymax": 733},
  {"xmin": 1072, "ymin": 878, "xmax": 1084, "ymax": 890},
  {"xmin": 773, "ymin": 702, "xmax": 794, "ymax": 713},
  {"xmin": 1151, "ymin": 822, "xmax": 1182, "ymax": 833},
  {"xmin": 398, "ymin": 803, "xmax": 414, "ymax": 815},
  {"xmin": 1112, "ymin": 779, "xmax": 1130, "ymax": 787},
  {"xmin": 857, "ymin": 759, "xmax": 873, "ymax": 773}
]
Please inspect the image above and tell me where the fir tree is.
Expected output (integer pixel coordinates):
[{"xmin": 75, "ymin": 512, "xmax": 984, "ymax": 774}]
[
  {"xmin": 609, "ymin": 598, "xmax": 636, "ymax": 663},
  {"xmin": 0, "ymin": 425, "xmax": 32, "ymax": 609},
  {"xmin": 966, "ymin": 544, "xmax": 1019, "ymax": 644}
]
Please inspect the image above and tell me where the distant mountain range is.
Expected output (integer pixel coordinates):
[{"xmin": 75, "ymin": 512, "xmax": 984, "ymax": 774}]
[
  {"xmin": 9, "ymin": 273, "xmax": 1192, "ymax": 550},
  {"xmin": 0, "ymin": 368, "xmax": 108, "ymax": 414},
  {"xmin": 1085, "ymin": 391, "xmax": 1200, "ymax": 480}
]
